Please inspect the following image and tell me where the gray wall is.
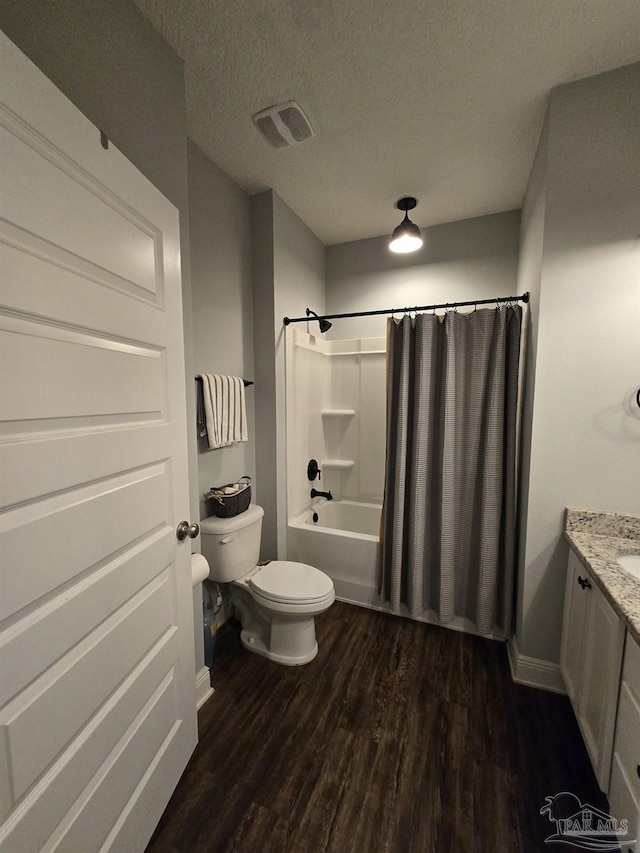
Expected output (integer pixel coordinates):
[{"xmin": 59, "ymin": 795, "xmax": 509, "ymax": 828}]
[
  {"xmin": 326, "ymin": 211, "xmax": 522, "ymax": 339},
  {"xmin": 188, "ymin": 140, "xmax": 256, "ymax": 515},
  {"xmin": 518, "ymin": 62, "xmax": 640, "ymax": 664},
  {"xmin": 514, "ymin": 116, "xmax": 547, "ymax": 660},
  {"xmin": 251, "ymin": 190, "xmax": 326, "ymax": 559},
  {"xmin": 0, "ymin": 1, "xmax": 186, "ymax": 205},
  {"xmin": 273, "ymin": 193, "xmax": 326, "ymax": 556},
  {"xmin": 251, "ymin": 191, "xmax": 278, "ymax": 558}
]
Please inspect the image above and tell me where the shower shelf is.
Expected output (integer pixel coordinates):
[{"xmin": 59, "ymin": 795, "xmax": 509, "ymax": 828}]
[
  {"xmin": 320, "ymin": 459, "xmax": 355, "ymax": 470},
  {"xmin": 321, "ymin": 409, "xmax": 355, "ymax": 417},
  {"xmin": 327, "ymin": 350, "xmax": 385, "ymax": 356}
]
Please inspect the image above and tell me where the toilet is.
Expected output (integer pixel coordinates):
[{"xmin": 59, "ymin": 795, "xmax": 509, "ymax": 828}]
[{"xmin": 200, "ymin": 504, "xmax": 335, "ymax": 665}]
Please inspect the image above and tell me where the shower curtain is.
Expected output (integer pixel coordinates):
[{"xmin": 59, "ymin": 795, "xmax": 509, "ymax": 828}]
[{"xmin": 380, "ymin": 305, "xmax": 522, "ymax": 635}]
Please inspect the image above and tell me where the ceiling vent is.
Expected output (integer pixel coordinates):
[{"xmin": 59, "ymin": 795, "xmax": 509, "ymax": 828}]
[{"xmin": 252, "ymin": 101, "xmax": 314, "ymax": 148}]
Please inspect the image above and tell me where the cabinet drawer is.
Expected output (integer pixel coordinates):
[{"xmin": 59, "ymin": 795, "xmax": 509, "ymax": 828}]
[
  {"xmin": 623, "ymin": 634, "xmax": 640, "ymax": 704},
  {"xmin": 614, "ymin": 679, "xmax": 640, "ymax": 804},
  {"xmin": 609, "ymin": 753, "xmax": 640, "ymax": 852}
]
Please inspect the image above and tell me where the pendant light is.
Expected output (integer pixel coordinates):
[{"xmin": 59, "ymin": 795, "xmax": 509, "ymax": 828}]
[{"xmin": 388, "ymin": 197, "xmax": 423, "ymax": 254}]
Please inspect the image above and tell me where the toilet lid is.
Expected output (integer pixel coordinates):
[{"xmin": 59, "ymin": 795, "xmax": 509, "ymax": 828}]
[{"xmin": 249, "ymin": 561, "xmax": 333, "ymax": 603}]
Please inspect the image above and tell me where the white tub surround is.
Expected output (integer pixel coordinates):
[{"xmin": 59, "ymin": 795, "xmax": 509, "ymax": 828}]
[{"xmin": 285, "ymin": 328, "xmax": 387, "ymax": 522}]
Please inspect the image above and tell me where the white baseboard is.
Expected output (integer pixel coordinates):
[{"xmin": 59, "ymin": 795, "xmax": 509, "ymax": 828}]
[
  {"xmin": 195, "ymin": 665, "xmax": 214, "ymax": 710},
  {"xmin": 507, "ymin": 637, "xmax": 566, "ymax": 694}
]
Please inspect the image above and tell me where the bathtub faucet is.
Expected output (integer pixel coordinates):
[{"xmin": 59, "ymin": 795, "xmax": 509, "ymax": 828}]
[{"xmin": 310, "ymin": 488, "xmax": 333, "ymax": 501}]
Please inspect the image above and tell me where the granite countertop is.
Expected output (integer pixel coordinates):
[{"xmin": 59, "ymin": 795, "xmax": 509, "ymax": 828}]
[{"xmin": 564, "ymin": 509, "xmax": 640, "ymax": 645}]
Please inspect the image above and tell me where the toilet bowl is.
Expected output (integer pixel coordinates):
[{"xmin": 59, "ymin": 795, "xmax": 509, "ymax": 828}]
[{"xmin": 200, "ymin": 505, "xmax": 335, "ymax": 665}]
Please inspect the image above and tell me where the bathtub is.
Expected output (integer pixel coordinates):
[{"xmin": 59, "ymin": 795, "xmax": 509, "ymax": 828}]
[
  {"xmin": 288, "ymin": 500, "xmax": 382, "ymax": 606},
  {"xmin": 288, "ymin": 499, "xmax": 507, "ymax": 639}
]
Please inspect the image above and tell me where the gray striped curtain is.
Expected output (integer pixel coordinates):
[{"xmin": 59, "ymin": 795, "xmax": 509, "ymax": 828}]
[{"xmin": 380, "ymin": 306, "xmax": 522, "ymax": 635}]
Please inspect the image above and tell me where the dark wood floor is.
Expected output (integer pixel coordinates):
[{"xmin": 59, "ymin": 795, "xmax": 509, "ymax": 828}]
[{"xmin": 146, "ymin": 601, "xmax": 609, "ymax": 853}]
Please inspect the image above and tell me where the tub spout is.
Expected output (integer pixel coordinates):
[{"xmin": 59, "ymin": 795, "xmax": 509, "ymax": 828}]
[{"xmin": 311, "ymin": 488, "xmax": 333, "ymax": 501}]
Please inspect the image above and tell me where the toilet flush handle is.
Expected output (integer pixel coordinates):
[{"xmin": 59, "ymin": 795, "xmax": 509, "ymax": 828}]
[{"xmin": 220, "ymin": 535, "xmax": 235, "ymax": 544}]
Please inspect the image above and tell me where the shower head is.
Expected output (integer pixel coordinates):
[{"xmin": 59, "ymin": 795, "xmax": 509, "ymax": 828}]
[{"xmin": 305, "ymin": 308, "xmax": 332, "ymax": 334}]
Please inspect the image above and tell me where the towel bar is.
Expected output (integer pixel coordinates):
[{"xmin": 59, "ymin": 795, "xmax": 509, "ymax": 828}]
[{"xmin": 195, "ymin": 376, "xmax": 253, "ymax": 387}]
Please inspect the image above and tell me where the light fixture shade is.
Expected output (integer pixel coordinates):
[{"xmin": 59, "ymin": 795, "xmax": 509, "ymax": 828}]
[
  {"xmin": 389, "ymin": 219, "xmax": 423, "ymax": 253},
  {"xmin": 388, "ymin": 197, "xmax": 424, "ymax": 254}
]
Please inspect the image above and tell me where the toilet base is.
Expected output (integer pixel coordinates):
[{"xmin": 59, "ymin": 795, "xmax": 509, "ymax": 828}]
[
  {"xmin": 231, "ymin": 585, "xmax": 328, "ymax": 666},
  {"xmin": 240, "ymin": 628, "xmax": 318, "ymax": 666}
]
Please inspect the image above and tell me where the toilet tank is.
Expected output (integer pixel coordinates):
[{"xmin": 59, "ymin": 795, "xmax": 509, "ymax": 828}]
[{"xmin": 200, "ymin": 504, "xmax": 264, "ymax": 583}]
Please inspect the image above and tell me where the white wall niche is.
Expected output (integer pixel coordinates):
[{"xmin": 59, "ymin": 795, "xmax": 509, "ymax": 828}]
[{"xmin": 286, "ymin": 329, "xmax": 386, "ymax": 518}]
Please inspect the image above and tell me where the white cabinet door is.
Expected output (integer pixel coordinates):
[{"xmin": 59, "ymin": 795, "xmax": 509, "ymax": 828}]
[
  {"xmin": 609, "ymin": 754, "xmax": 640, "ymax": 853},
  {"xmin": 609, "ymin": 635, "xmax": 640, "ymax": 852},
  {"xmin": 560, "ymin": 548, "xmax": 589, "ymax": 704},
  {"xmin": 0, "ymin": 32, "xmax": 197, "ymax": 852},
  {"xmin": 560, "ymin": 548, "xmax": 624, "ymax": 794},
  {"xmin": 579, "ymin": 574, "xmax": 625, "ymax": 791}
]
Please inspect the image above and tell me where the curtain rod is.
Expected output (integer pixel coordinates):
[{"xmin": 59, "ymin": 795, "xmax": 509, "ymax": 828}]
[{"xmin": 283, "ymin": 292, "xmax": 530, "ymax": 325}]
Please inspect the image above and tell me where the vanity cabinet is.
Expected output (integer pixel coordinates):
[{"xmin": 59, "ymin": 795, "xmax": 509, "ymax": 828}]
[
  {"xmin": 560, "ymin": 548, "xmax": 625, "ymax": 792},
  {"xmin": 608, "ymin": 634, "xmax": 640, "ymax": 852}
]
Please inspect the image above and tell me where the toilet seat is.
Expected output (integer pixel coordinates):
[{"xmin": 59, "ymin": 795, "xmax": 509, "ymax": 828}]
[{"xmin": 248, "ymin": 560, "xmax": 333, "ymax": 605}]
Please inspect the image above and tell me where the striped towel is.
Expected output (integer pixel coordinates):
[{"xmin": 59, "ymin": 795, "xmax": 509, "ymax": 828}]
[{"xmin": 197, "ymin": 374, "xmax": 248, "ymax": 449}]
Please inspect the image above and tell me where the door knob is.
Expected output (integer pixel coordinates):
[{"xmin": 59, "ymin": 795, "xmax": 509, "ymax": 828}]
[{"xmin": 176, "ymin": 520, "xmax": 200, "ymax": 541}]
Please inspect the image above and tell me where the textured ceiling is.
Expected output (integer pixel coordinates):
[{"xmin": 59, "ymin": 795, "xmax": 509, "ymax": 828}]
[{"xmin": 133, "ymin": 0, "xmax": 640, "ymax": 245}]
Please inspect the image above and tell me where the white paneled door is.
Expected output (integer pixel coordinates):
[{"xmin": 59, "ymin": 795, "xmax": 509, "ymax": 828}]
[{"xmin": 0, "ymin": 32, "xmax": 197, "ymax": 852}]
